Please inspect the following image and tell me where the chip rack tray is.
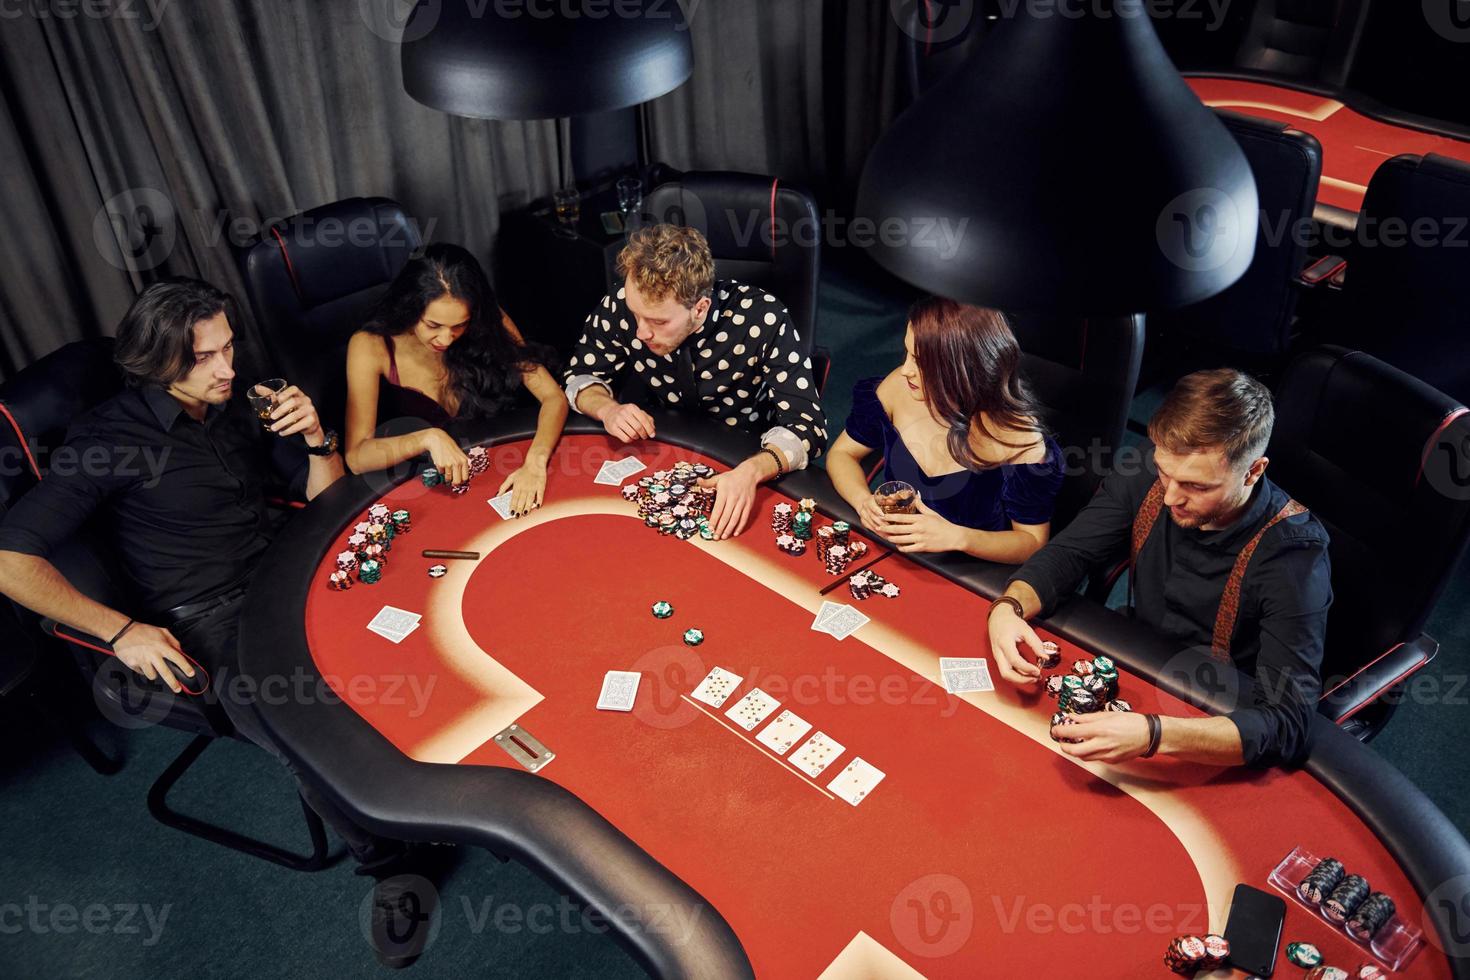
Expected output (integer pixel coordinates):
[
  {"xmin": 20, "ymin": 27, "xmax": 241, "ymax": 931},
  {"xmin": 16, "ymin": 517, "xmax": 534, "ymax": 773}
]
[{"xmin": 1268, "ymin": 845, "xmax": 1424, "ymax": 972}]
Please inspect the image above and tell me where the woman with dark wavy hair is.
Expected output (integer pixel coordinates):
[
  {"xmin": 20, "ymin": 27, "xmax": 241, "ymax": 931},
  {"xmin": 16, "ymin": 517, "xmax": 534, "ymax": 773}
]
[
  {"xmin": 826, "ymin": 297, "xmax": 1062, "ymax": 562},
  {"xmin": 345, "ymin": 243, "xmax": 567, "ymax": 515}
]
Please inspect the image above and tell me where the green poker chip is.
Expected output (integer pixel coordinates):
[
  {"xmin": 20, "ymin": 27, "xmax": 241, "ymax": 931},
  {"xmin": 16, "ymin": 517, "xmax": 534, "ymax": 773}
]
[
  {"xmin": 651, "ymin": 601, "xmax": 674, "ymax": 619},
  {"xmin": 1286, "ymin": 941, "xmax": 1323, "ymax": 968}
]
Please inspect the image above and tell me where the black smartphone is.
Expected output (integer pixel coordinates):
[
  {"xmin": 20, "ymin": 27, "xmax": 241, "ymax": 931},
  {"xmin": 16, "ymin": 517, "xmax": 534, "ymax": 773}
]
[{"xmin": 1223, "ymin": 883, "xmax": 1287, "ymax": 977}]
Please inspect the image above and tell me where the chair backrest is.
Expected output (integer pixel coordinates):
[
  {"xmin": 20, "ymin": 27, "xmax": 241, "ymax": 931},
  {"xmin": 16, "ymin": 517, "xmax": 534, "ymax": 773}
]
[
  {"xmin": 237, "ymin": 197, "xmax": 422, "ymax": 432},
  {"xmin": 636, "ymin": 172, "xmax": 822, "ymax": 355},
  {"xmin": 0, "ymin": 339, "xmax": 122, "ymax": 509},
  {"xmin": 1268, "ymin": 346, "xmax": 1470, "ymax": 679},
  {"xmin": 896, "ymin": 0, "xmax": 992, "ymax": 105},
  {"xmin": 1010, "ymin": 313, "xmax": 1146, "ymax": 531},
  {"xmin": 1150, "ymin": 111, "xmax": 1322, "ymax": 359},
  {"xmin": 1233, "ymin": 0, "xmax": 1369, "ymax": 86},
  {"xmin": 1340, "ymin": 154, "xmax": 1470, "ymax": 406}
]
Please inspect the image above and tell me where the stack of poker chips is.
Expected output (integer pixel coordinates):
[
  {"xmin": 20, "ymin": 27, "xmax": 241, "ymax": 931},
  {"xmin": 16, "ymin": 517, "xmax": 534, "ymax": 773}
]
[
  {"xmin": 776, "ymin": 533, "xmax": 806, "ymax": 556},
  {"xmin": 335, "ymin": 550, "xmax": 359, "ymax": 576},
  {"xmin": 358, "ymin": 558, "xmax": 382, "ymax": 584},
  {"xmin": 363, "ymin": 543, "xmax": 387, "ymax": 567},
  {"xmin": 824, "ymin": 545, "xmax": 849, "ymax": 575},
  {"xmin": 1046, "ymin": 656, "xmax": 1129, "ymax": 716},
  {"xmin": 421, "ymin": 466, "xmax": 442, "ymax": 488},
  {"xmin": 368, "ymin": 503, "xmax": 391, "ymax": 524},
  {"xmin": 848, "ymin": 569, "xmax": 900, "ymax": 600},
  {"xmin": 1049, "ymin": 711, "xmax": 1082, "ymax": 744},
  {"xmin": 1345, "ymin": 892, "xmax": 1396, "ymax": 942},
  {"xmin": 467, "ymin": 446, "xmax": 489, "ymax": 478},
  {"xmin": 327, "ymin": 570, "xmax": 354, "ymax": 591},
  {"xmin": 1298, "ymin": 857, "xmax": 1346, "ymax": 904},
  {"xmin": 367, "ymin": 522, "xmax": 390, "ymax": 550},
  {"xmin": 1324, "ymin": 874, "xmax": 1372, "ymax": 924},
  {"xmin": 814, "ymin": 525, "xmax": 834, "ymax": 560},
  {"xmin": 623, "ymin": 463, "xmax": 719, "ymax": 541},
  {"xmin": 1036, "ymin": 640, "xmax": 1062, "ymax": 669},
  {"xmin": 791, "ymin": 510, "xmax": 813, "ymax": 541},
  {"xmin": 1164, "ymin": 935, "xmax": 1229, "ymax": 976},
  {"xmin": 771, "ymin": 502, "xmax": 794, "ymax": 534},
  {"xmin": 832, "ymin": 521, "xmax": 851, "ymax": 547},
  {"xmin": 390, "ymin": 509, "xmax": 412, "ymax": 535}
]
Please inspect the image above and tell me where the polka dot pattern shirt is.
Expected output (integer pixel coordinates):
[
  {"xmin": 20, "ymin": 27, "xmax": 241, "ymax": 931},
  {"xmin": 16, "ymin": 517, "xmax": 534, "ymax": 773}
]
[{"xmin": 563, "ymin": 280, "xmax": 829, "ymax": 469}]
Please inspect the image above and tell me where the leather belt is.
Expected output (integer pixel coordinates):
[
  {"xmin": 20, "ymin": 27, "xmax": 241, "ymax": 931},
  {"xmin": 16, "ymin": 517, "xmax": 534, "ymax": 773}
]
[{"xmin": 161, "ymin": 586, "xmax": 249, "ymax": 626}]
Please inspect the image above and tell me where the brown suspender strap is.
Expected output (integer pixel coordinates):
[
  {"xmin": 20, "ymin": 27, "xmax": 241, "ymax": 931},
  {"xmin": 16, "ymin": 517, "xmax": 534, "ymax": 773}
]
[
  {"xmin": 1128, "ymin": 480, "xmax": 1167, "ymax": 614},
  {"xmin": 1129, "ymin": 480, "xmax": 1309, "ymax": 661},
  {"xmin": 1211, "ymin": 497, "xmax": 1308, "ymax": 660}
]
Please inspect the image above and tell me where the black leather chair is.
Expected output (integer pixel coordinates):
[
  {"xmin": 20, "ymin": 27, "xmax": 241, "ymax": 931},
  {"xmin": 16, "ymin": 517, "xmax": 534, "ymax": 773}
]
[
  {"xmin": 1337, "ymin": 154, "xmax": 1470, "ymax": 406},
  {"xmin": 897, "ymin": 0, "xmax": 991, "ymax": 105},
  {"xmin": 1269, "ymin": 346, "xmax": 1470, "ymax": 739},
  {"xmin": 1011, "ymin": 313, "xmax": 1147, "ymax": 532},
  {"xmin": 237, "ymin": 197, "xmax": 422, "ymax": 433},
  {"xmin": 1149, "ymin": 111, "xmax": 1323, "ymax": 363},
  {"xmin": 636, "ymin": 171, "xmax": 824, "ymax": 370},
  {"xmin": 0, "ymin": 340, "xmax": 328, "ymax": 870},
  {"xmin": 1231, "ymin": 0, "xmax": 1369, "ymax": 87}
]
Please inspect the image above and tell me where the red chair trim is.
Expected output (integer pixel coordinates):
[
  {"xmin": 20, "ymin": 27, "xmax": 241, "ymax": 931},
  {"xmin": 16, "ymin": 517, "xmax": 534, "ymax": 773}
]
[
  {"xmin": 769, "ymin": 178, "xmax": 780, "ymax": 262},
  {"xmin": 1416, "ymin": 406, "xmax": 1469, "ymax": 489},
  {"xmin": 1335, "ymin": 652, "xmax": 1432, "ymax": 724},
  {"xmin": 270, "ymin": 226, "xmax": 305, "ymax": 304},
  {"xmin": 0, "ymin": 401, "xmax": 41, "ymax": 480},
  {"xmin": 51, "ymin": 623, "xmax": 211, "ymax": 697}
]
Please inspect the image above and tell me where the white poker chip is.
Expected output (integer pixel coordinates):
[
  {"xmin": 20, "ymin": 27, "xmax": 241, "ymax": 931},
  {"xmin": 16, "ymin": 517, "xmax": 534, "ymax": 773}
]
[{"xmin": 427, "ymin": 564, "xmax": 448, "ymax": 578}]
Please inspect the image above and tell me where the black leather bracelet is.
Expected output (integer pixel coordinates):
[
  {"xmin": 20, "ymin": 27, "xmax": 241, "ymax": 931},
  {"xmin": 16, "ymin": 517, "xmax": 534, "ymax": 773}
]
[
  {"xmin": 1141, "ymin": 713, "xmax": 1163, "ymax": 758},
  {"xmin": 108, "ymin": 618, "xmax": 136, "ymax": 646},
  {"xmin": 989, "ymin": 596, "xmax": 1026, "ymax": 622}
]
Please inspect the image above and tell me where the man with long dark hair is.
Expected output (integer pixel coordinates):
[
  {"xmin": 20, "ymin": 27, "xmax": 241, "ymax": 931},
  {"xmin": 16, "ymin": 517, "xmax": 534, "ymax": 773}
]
[
  {"xmin": 988, "ymin": 370, "xmax": 1332, "ymax": 769},
  {"xmin": 0, "ymin": 280, "xmax": 434, "ymax": 967},
  {"xmin": 564, "ymin": 225, "xmax": 829, "ymax": 537}
]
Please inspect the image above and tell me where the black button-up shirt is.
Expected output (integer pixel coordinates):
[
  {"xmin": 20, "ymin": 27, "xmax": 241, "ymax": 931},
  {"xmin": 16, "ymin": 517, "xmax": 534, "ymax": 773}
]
[
  {"xmin": 1011, "ymin": 450, "xmax": 1332, "ymax": 768},
  {"xmin": 0, "ymin": 385, "xmax": 306, "ymax": 616}
]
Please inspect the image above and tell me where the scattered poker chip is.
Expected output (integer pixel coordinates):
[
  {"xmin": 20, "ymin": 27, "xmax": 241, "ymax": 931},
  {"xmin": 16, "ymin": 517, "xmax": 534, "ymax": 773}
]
[
  {"xmin": 449, "ymin": 482, "xmax": 470, "ymax": 496},
  {"xmin": 776, "ymin": 533, "xmax": 806, "ymax": 556},
  {"xmin": 1050, "ymin": 712, "xmax": 1081, "ymax": 744},
  {"xmin": 621, "ymin": 484, "xmax": 640, "ymax": 501},
  {"xmin": 1105, "ymin": 699, "xmax": 1133, "ymax": 712},
  {"xmin": 1355, "ymin": 964, "xmax": 1388, "ymax": 980},
  {"xmin": 1036, "ymin": 640, "xmax": 1061, "ymax": 669},
  {"xmin": 682, "ymin": 628, "xmax": 704, "ymax": 647},
  {"xmin": 358, "ymin": 559, "xmax": 382, "ymax": 584},
  {"xmin": 1325, "ymin": 875, "xmax": 1371, "ymax": 923},
  {"xmin": 1164, "ymin": 935, "xmax": 1208, "ymax": 976},
  {"xmin": 327, "ymin": 570, "xmax": 354, "ymax": 591},
  {"xmin": 1072, "ymin": 658, "xmax": 1095, "ymax": 676},
  {"xmin": 427, "ymin": 564, "xmax": 447, "ymax": 578},
  {"xmin": 698, "ymin": 520, "xmax": 715, "ymax": 541},
  {"xmin": 1201, "ymin": 934, "xmax": 1231, "ymax": 970},
  {"xmin": 1287, "ymin": 941, "xmax": 1324, "ymax": 968},
  {"xmin": 878, "ymin": 582, "xmax": 900, "ymax": 599},
  {"xmin": 1044, "ymin": 675, "xmax": 1065, "ymax": 698},
  {"xmin": 1306, "ymin": 968, "xmax": 1350, "ymax": 980},
  {"xmin": 651, "ymin": 601, "xmax": 674, "ymax": 619},
  {"xmin": 421, "ymin": 466, "xmax": 442, "ymax": 487}
]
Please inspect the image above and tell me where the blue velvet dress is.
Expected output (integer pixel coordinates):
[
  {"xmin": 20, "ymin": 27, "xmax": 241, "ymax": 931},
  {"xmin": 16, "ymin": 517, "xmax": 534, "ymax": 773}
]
[{"xmin": 843, "ymin": 377, "xmax": 1064, "ymax": 530}]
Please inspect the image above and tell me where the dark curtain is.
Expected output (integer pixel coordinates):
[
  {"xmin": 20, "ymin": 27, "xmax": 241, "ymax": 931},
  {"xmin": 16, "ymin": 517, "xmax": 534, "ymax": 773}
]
[
  {"xmin": 0, "ymin": 0, "xmax": 563, "ymax": 383},
  {"xmin": 0, "ymin": 0, "xmax": 908, "ymax": 383}
]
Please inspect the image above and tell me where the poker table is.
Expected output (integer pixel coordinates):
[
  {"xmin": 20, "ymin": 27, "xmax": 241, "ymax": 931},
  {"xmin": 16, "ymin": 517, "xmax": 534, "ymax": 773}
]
[
  {"xmin": 1186, "ymin": 75, "xmax": 1470, "ymax": 219},
  {"xmin": 241, "ymin": 411, "xmax": 1470, "ymax": 978}
]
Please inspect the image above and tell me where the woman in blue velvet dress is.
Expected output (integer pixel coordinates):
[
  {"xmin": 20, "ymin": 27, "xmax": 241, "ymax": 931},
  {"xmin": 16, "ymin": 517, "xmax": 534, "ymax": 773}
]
[{"xmin": 826, "ymin": 297, "xmax": 1063, "ymax": 563}]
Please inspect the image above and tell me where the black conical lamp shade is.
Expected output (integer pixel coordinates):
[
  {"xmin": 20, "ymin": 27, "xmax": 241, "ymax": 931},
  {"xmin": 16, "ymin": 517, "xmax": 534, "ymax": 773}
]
[
  {"xmin": 856, "ymin": 7, "xmax": 1258, "ymax": 314},
  {"xmin": 400, "ymin": 0, "xmax": 693, "ymax": 120}
]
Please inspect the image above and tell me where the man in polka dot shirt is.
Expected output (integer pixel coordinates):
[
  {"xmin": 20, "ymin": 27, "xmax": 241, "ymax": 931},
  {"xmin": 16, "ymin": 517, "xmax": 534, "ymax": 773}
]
[{"xmin": 564, "ymin": 225, "xmax": 828, "ymax": 538}]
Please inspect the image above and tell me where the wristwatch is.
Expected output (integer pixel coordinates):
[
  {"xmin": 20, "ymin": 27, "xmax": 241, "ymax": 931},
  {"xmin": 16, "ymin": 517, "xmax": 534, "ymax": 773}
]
[{"xmin": 305, "ymin": 429, "xmax": 339, "ymax": 456}]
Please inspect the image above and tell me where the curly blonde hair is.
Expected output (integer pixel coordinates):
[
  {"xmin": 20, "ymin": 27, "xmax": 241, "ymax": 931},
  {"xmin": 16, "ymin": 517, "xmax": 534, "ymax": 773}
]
[{"xmin": 616, "ymin": 225, "xmax": 715, "ymax": 308}]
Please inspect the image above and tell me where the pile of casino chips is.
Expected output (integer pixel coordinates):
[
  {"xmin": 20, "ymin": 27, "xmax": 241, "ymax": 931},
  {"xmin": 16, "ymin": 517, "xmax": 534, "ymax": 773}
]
[
  {"xmin": 1045, "ymin": 652, "xmax": 1132, "ymax": 741},
  {"xmin": 770, "ymin": 500, "xmax": 877, "ymax": 579},
  {"xmin": 621, "ymin": 461, "xmax": 719, "ymax": 541},
  {"xmin": 815, "ymin": 521, "xmax": 870, "ymax": 575},
  {"xmin": 328, "ymin": 503, "xmax": 412, "ymax": 590},
  {"xmin": 1163, "ymin": 934, "xmax": 1230, "ymax": 975},
  {"xmin": 848, "ymin": 569, "xmax": 899, "ymax": 600},
  {"xmin": 1296, "ymin": 857, "xmax": 1397, "ymax": 942},
  {"xmin": 421, "ymin": 445, "xmax": 490, "ymax": 494}
]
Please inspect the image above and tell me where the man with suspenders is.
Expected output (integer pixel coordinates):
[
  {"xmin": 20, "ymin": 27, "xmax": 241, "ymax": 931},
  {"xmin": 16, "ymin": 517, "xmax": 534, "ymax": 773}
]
[{"xmin": 988, "ymin": 369, "xmax": 1332, "ymax": 768}]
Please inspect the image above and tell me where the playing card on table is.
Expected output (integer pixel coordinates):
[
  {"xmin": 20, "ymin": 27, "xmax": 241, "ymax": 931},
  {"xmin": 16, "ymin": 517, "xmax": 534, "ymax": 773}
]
[
  {"xmin": 828, "ymin": 757, "xmax": 886, "ymax": 807},
  {"xmin": 725, "ymin": 688, "xmax": 780, "ymax": 732},
  {"xmin": 367, "ymin": 606, "xmax": 421, "ymax": 644},
  {"xmin": 810, "ymin": 600, "xmax": 846, "ymax": 635},
  {"xmin": 822, "ymin": 604, "xmax": 870, "ymax": 641},
  {"xmin": 611, "ymin": 456, "xmax": 646, "ymax": 480},
  {"xmin": 596, "ymin": 670, "xmax": 641, "ymax": 712},
  {"xmin": 939, "ymin": 657, "xmax": 994, "ymax": 694},
  {"xmin": 755, "ymin": 709, "xmax": 812, "ymax": 755},
  {"xmin": 789, "ymin": 731, "xmax": 845, "ymax": 778},
  {"xmin": 487, "ymin": 492, "xmax": 514, "ymax": 520},
  {"xmin": 690, "ymin": 666, "xmax": 743, "ymax": 709}
]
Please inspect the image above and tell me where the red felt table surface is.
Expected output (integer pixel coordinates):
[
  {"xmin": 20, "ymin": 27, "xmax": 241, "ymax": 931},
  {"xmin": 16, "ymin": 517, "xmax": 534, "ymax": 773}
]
[
  {"xmin": 1187, "ymin": 76, "xmax": 1470, "ymax": 214},
  {"xmin": 305, "ymin": 435, "xmax": 1450, "ymax": 979}
]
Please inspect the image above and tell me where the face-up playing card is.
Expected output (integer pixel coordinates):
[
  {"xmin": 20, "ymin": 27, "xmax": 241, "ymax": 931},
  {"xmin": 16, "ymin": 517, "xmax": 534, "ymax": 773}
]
[
  {"xmin": 789, "ymin": 731, "xmax": 845, "ymax": 778},
  {"xmin": 367, "ymin": 606, "xmax": 421, "ymax": 644},
  {"xmin": 754, "ymin": 709, "xmax": 812, "ymax": 755},
  {"xmin": 822, "ymin": 605, "xmax": 870, "ymax": 641},
  {"xmin": 690, "ymin": 666, "xmax": 743, "ymax": 709},
  {"xmin": 827, "ymin": 757, "xmax": 886, "ymax": 807},
  {"xmin": 487, "ymin": 492, "xmax": 514, "ymax": 520},
  {"xmin": 939, "ymin": 657, "xmax": 994, "ymax": 694},
  {"xmin": 596, "ymin": 671, "xmax": 641, "ymax": 711},
  {"xmin": 725, "ymin": 688, "xmax": 780, "ymax": 732}
]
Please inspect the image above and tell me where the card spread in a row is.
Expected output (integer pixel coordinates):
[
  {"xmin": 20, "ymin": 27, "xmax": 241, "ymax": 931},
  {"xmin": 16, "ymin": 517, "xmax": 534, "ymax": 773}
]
[{"xmin": 689, "ymin": 665, "xmax": 885, "ymax": 806}]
